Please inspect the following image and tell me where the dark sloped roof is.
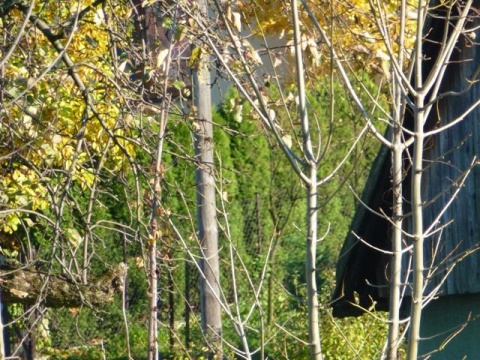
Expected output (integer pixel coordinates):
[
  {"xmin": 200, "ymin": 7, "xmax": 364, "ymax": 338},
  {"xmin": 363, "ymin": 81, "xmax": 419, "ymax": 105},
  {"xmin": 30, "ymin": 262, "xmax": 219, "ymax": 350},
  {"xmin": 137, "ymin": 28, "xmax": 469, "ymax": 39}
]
[{"xmin": 331, "ymin": 140, "xmax": 393, "ymax": 317}]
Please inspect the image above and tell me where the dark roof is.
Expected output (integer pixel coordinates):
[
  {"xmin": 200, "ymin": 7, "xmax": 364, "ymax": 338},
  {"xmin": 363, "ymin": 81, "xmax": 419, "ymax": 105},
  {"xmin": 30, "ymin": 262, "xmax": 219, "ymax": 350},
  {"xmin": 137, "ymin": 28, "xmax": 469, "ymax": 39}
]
[{"xmin": 331, "ymin": 142, "xmax": 392, "ymax": 317}]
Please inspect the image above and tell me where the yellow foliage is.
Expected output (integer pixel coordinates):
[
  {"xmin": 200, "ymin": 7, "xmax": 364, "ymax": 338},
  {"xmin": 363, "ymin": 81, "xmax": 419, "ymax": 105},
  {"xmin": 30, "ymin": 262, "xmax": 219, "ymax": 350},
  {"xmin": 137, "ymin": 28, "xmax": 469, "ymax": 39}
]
[
  {"xmin": 0, "ymin": 0, "xmax": 134, "ymax": 232},
  {"xmin": 241, "ymin": 0, "xmax": 417, "ymax": 74}
]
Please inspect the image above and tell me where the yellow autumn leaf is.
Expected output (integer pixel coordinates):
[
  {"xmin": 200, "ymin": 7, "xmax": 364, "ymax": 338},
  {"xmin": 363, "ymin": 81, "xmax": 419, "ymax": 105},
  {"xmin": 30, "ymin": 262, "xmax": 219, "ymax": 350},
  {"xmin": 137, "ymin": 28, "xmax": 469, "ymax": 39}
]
[{"xmin": 188, "ymin": 47, "xmax": 203, "ymax": 69}]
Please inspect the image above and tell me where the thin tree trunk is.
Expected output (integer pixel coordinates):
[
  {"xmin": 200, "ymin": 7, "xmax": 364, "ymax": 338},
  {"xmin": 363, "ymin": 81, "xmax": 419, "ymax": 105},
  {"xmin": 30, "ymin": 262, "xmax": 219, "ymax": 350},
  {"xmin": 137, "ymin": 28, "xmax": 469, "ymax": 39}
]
[
  {"xmin": 122, "ymin": 235, "xmax": 132, "ymax": 360},
  {"xmin": 193, "ymin": 0, "xmax": 222, "ymax": 356},
  {"xmin": 387, "ymin": 141, "xmax": 403, "ymax": 360},
  {"xmin": 184, "ymin": 261, "xmax": 191, "ymax": 350},
  {"xmin": 147, "ymin": 229, "xmax": 159, "ymax": 360},
  {"xmin": 306, "ymin": 171, "xmax": 321, "ymax": 360},
  {"xmin": 387, "ymin": 2, "xmax": 406, "ymax": 350},
  {"xmin": 168, "ymin": 263, "xmax": 175, "ymax": 350},
  {"xmin": 407, "ymin": 2, "xmax": 427, "ymax": 356},
  {"xmin": 407, "ymin": 98, "xmax": 425, "ymax": 360},
  {"xmin": 131, "ymin": 2, "xmax": 160, "ymax": 358},
  {"xmin": 292, "ymin": 1, "xmax": 322, "ymax": 358}
]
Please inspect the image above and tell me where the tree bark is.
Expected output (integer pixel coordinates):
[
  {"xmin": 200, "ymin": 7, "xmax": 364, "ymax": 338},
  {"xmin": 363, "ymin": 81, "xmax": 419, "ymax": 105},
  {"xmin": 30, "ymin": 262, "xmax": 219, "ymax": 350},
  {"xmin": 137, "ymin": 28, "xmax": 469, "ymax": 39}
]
[
  {"xmin": 193, "ymin": 0, "xmax": 222, "ymax": 356},
  {"xmin": 292, "ymin": 1, "xmax": 322, "ymax": 358},
  {"xmin": 407, "ymin": 3, "xmax": 427, "ymax": 356},
  {"xmin": 387, "ymin": 142, "xmax": 403, "ymax": 360}
]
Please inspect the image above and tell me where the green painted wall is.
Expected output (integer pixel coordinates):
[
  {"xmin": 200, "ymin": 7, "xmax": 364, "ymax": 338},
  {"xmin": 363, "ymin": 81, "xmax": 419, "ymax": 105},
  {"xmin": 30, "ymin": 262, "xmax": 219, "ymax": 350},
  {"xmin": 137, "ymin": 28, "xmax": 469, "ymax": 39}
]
[{"xmin": 419, "ymin": 294, "xmax": 480, "ymax": 359}]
